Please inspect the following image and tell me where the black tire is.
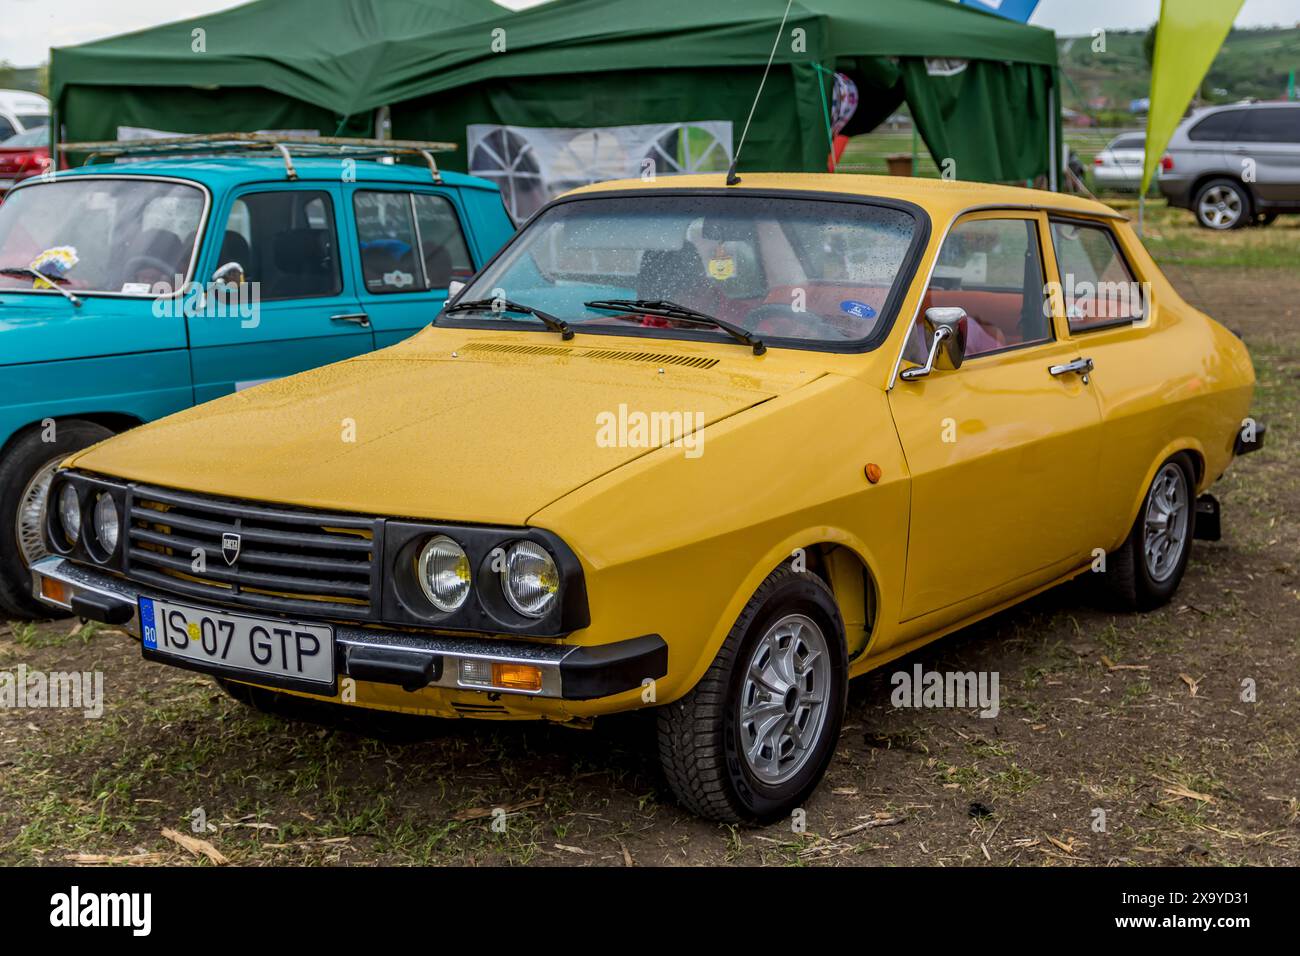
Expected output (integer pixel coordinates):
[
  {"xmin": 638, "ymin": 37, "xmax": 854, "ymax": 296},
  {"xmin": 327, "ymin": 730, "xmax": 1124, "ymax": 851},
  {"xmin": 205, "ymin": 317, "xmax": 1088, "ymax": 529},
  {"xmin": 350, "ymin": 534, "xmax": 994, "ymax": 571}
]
[
  {"xmin": 1101, "ymin": 453, "xmax": 1197, "ymax": 612},
  {"xmin": 1194, "ymin": 178, "xmax": 1251, "ymax": 230},
  {"xmin": 657, "ymin": 564, "xmax": 847, "ymax": 824},
  {"xmin": 0, "ymin": 420, "xmax": 113, "ymax": 619}
]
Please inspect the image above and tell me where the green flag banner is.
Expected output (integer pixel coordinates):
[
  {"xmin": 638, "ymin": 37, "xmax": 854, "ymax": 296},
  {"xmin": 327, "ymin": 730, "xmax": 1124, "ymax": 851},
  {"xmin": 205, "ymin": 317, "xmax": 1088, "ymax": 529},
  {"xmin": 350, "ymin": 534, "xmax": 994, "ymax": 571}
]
[{"xmin": 1141, "ymin": 0, "xmax": 1245, "ymax": 194}]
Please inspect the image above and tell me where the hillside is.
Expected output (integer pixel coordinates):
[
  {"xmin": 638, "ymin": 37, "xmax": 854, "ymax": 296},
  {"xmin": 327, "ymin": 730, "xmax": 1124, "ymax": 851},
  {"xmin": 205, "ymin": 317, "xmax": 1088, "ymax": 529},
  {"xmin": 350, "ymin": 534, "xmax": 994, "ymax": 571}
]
[{"xmin": 1060, "ymin": 26, "xmax": 1300, "ymax": 115}]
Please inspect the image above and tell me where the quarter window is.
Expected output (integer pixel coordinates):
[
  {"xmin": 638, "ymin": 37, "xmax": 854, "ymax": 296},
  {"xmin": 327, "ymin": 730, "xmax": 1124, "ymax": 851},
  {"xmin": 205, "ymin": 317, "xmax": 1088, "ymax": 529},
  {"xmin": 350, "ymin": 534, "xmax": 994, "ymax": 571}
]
[
  {"xmin": 354, "ymin": 190, "xmax": 473, "ymax": 293},
  {"xmin": 1188, "ymin": 110, "xmax": 1245, "ymax": 142},
  {"xmin": 219, "ymin": 190, "xmax": 341, "ymax": 301},
  {"xmin": 1050, "ymin": 220, "xmax": 1143, "ymax": 332}
]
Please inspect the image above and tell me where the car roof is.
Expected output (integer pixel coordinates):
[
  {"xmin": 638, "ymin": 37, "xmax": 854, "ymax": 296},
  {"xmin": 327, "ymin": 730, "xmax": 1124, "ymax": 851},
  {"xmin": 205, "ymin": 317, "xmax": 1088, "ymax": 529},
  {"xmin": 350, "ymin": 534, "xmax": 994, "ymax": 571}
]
[
  {"xmin": 0, "ymin": 89, "xmax": 50, "ymax": 112},
  {"xmin": 51, "ymin": 157, "xmax": 500, "ymax": 193},
  {"xmin": 563, "ymin": 173, "xmax": 1126, "ymax": 222}
]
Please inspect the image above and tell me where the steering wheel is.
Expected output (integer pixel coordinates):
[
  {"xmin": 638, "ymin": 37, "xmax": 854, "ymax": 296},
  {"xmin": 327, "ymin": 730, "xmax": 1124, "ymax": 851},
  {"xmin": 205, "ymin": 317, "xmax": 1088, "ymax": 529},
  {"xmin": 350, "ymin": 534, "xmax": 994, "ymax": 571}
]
[{"xmin": 122, "ymin": 255, "xmax": 177, "ymax": 282}]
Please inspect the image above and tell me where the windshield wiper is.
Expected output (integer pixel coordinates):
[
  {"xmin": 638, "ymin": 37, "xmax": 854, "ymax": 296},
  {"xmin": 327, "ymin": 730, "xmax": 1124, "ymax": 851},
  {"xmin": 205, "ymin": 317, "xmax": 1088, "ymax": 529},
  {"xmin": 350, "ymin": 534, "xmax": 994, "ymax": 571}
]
[
  {"xmin": 0, "ymin": 265, "xmax": 82, "ymax": 308},
  {"xmin": 585, "ymin": 299, "xmax": 765, "ymax": 355},
  {"xmin": 442, "ymin": 297, "xmax": 573, "ymax": 340}
]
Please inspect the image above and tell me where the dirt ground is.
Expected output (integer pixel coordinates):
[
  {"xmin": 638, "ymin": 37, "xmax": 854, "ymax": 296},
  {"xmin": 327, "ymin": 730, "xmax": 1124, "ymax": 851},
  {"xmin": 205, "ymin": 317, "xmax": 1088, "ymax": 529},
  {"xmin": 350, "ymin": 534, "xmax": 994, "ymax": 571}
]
[{"xmin": 2, "ymin": 253, "xmax": 1296, "ymax": 867}]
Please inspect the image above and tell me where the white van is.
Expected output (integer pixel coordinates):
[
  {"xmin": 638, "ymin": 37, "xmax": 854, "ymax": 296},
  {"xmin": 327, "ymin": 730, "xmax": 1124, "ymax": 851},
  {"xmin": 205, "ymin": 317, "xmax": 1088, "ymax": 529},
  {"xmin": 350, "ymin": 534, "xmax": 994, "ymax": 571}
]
[{"xmin": 0, "ymin": 90, "xmax": 51, "ymax": 141}]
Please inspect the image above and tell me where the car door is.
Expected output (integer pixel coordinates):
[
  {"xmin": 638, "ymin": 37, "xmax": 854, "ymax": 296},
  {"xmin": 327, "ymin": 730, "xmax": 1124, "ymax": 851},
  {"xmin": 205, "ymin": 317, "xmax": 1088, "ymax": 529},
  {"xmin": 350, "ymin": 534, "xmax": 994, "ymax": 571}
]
[
  {"xmin": 887, "ymin": 211, "xmax": 1103, "ymax": 623},
  {"xmin": 187, "ymin": 183, "xmax": 371, "ymax": 404},
  {"xmin": 345, "ymin": 186, "xmax": 478, "ymax": 349},
  {"xmin": 1230, "ymin": 107, "xmax": 1300, "ymax": 204}
]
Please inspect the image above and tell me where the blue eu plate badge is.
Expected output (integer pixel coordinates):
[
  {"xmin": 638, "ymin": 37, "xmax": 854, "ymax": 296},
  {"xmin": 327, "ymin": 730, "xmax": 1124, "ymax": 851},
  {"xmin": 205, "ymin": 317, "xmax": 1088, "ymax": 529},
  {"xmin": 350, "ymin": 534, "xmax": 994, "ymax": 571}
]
[{"xmin": 139, "ymin": 597, "xmax": 158, "ymax": 649}]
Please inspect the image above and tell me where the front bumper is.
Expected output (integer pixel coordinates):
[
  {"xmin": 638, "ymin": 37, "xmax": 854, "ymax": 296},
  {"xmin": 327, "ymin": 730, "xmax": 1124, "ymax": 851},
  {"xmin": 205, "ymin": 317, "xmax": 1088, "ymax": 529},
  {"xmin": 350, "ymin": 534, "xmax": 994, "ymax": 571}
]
[{"xmin": 31, "ymin": 556, "xmax": 666, "ymax": 702}]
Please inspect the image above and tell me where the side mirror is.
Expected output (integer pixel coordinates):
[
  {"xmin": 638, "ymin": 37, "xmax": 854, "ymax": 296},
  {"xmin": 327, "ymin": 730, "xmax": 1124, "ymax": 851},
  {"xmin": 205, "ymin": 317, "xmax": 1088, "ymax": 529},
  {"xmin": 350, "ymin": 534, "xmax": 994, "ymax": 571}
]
[
  {"xmin": 211, "ymin": 261, "xmax": 246, "ymax": 285},
  {"xmin": 900, "ymin": 307, "xmax": 968, "ymax": 382},
  {"xmin": 447, "ymin": 279, "xmax": 466, "ymax": 303}
]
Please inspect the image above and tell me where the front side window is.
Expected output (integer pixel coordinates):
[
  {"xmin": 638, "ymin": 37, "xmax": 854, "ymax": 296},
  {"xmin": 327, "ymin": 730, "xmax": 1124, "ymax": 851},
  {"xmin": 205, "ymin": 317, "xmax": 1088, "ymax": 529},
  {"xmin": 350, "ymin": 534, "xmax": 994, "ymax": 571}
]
[
  {"xmin": 451, "ymin": 194, "xmax": 922, "ymax": 349},
  {"xmin": 354, "ymin": 191, "xmax": 474, "ymax": 293},
  {"xmin": 220, "ymin": 190, "xmax": 341, "ymax": 302},
  {"xmin": 0, "ymin": 177, "xmax": 204, "ymax": 295},
  {"xmin": 906, "ymin": 217, "xmax": 1050, "ymax": 363},
  {"xmin": 1238, "ymin": 108, "xmax": 1300, "ymax": 144},
  {"xmin": 1050, "ymin": 220, "xmax": 1143, "ymax": 332}
]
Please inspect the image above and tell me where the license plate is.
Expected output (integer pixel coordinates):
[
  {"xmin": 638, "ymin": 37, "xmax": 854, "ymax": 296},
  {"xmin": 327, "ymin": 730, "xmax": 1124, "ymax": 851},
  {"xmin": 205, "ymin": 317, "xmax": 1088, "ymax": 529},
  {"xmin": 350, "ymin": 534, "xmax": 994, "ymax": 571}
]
[{"xmin": 139, "ymin": 596, "xmax": 335, "ymax": 690}]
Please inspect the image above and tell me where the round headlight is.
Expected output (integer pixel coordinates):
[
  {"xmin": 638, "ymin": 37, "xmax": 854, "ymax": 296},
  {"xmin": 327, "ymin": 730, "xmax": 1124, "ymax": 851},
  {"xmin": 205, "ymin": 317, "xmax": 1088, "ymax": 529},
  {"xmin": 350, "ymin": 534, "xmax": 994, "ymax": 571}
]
[
  {"xmin": 93, "ymin": 493, "xmax": 119, "ymax": 556},
  {"xmin": 417, "ymin": 535, "xmax": 471, "ymax": 612},
  {"xmin": 501, "ymin": 541, "xmax": 559, "ymax": 619},
  {"xmin": 57, "ymin": 484, "xmax": 81, "ymax": 544}
]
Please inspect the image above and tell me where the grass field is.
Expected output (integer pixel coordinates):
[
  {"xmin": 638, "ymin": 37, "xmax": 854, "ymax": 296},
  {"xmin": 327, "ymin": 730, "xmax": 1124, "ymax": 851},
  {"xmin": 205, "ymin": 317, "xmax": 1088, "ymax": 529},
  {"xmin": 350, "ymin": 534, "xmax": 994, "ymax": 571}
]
[{"xmin": 1, "ymin": 203, "xmax": 1296, "ymax": 867}]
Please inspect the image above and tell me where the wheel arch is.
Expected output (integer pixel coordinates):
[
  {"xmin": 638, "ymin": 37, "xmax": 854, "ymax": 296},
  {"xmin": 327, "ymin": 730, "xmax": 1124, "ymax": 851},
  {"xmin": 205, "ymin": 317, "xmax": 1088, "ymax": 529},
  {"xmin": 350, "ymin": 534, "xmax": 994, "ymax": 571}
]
[
  {"xmin": 1116, "ymin": 440, "xmax": 1205, "ymax": 551},
  {"xmin": 672, "ymin": 528, "xmax": 885, "ymax": 704},
  {"xmin": 0, "ymin": 412, "xmax": 142, "ymax": 458}
]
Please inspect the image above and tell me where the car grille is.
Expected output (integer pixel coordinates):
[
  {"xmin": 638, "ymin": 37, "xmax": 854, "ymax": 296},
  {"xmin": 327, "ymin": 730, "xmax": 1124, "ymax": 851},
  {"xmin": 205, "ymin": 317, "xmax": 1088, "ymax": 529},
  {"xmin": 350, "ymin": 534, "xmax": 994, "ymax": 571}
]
[{"xmin": 125, "ymin": 484, "xmax": 381, "ymax": 621}]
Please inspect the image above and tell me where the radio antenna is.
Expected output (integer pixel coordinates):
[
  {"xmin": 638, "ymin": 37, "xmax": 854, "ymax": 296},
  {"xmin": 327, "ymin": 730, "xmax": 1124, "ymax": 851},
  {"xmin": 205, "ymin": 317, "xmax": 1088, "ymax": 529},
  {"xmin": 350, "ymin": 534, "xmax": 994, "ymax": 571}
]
[{"xmin": 726, "ymin": 0, "xmax": 796, "ymax": 186}]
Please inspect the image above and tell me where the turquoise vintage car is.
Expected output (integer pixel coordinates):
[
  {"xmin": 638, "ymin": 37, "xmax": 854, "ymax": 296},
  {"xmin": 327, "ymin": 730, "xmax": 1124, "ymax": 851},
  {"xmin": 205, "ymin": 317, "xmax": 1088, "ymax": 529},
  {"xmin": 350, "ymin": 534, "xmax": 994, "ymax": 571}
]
[{"xmin": 0, "ymin": 153, "xmax": 515, "ymax": 616}]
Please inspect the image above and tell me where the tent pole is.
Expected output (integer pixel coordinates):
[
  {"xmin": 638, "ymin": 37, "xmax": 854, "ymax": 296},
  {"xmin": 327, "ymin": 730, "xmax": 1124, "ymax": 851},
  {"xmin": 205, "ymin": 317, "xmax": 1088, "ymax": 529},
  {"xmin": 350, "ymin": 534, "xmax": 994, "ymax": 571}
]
[{"xmin": 1047, "ymin": 85, "xmax": 1058, "ymax": 192}]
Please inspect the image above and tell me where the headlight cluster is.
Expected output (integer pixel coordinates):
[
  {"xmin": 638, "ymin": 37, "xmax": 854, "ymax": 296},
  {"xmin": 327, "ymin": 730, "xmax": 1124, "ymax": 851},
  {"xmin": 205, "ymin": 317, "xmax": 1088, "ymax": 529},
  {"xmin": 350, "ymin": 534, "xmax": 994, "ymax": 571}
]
[
  {"xmin": 386, "ymin": 520, "xmax": 583, "ymax": 635},
  {"xmin": 46, "ymin": 473, "xmax": 127, "ymax": 567},
  {"xmin": 414, "ymin": 535, "xmax": 559, "ymax": 620}
]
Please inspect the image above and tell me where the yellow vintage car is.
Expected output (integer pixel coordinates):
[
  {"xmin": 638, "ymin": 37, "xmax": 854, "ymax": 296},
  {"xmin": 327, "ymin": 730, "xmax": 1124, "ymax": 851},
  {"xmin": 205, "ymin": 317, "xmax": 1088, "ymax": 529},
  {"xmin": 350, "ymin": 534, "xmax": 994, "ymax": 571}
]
[{"xmin": 31, "ymin": 174, "xmax": 1262, "ymax": 823}]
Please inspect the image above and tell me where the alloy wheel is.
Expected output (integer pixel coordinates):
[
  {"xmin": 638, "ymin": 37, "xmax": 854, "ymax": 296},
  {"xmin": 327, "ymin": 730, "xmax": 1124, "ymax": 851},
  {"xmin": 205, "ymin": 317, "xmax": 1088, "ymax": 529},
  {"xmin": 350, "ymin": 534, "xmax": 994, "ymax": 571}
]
[
  {"xmin": 738, "ymin": 612, "xmax": 831, "ymax": 786},
  {"xmin": 1198, "ymin": 185, "xmax": 1243, "ymax": 229},
  {"xmin": 1143, "ymin": 462, "xmax": 1190, "ymax": 583}
]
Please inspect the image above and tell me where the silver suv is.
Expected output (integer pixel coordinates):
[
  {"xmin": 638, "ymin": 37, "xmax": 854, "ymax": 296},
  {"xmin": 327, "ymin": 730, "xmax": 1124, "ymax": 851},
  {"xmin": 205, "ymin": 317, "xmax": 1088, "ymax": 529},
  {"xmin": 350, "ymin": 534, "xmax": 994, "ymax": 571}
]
[{"xmin": 1158, "ymin": 102, "xmax": 1300, "ymax": 229}]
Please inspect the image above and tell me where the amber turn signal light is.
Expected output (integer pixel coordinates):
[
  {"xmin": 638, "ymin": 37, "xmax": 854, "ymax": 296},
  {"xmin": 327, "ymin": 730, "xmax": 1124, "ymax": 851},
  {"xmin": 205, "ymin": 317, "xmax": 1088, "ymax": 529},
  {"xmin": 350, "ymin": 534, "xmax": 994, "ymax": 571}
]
[
  {"xmin": 864, "ymin": 463, "xmax": 882, "ymax": 484},
  {"xmin": 39, "ymin": 576, "xmax": 69, "ymax": 605},
  {"xmin": 492, "ymin": 662, "xmax": 543, "ymax": 692}
]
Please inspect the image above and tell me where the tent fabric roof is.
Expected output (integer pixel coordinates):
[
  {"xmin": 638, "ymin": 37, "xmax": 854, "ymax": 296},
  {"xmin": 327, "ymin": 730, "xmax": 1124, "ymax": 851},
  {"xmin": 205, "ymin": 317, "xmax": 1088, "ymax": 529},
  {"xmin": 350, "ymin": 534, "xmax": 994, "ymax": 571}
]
[
  {"xmin": 50, "ymin": 0, "xmax": 514, "ymax": 115},
  {"xmin": 52, "ymin": 0, "xmax": 1058, "ymax": 119}
]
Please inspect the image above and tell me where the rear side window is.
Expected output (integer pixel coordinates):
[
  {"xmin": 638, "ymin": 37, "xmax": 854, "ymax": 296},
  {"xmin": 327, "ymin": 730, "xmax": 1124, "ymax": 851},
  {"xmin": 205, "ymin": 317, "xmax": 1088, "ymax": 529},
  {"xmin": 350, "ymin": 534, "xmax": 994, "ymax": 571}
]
[
  {"xmin": 1237, "ymin": 108, "xmax": 1300, "ymax": 144},
  {"xmin": 1188, "ymin": 110, "xmax": 1245, "ymax": 142},
  {"xmin": 220, "ymin": 190, "xmax": 341, "ymax": 302},
  {"xmin": 354, "ymin": 190, "xmax": 473, "ymax": 293},
  {"xmin": 1050, "ymin": 220, "xmax": 1143, "ymax": 332}
]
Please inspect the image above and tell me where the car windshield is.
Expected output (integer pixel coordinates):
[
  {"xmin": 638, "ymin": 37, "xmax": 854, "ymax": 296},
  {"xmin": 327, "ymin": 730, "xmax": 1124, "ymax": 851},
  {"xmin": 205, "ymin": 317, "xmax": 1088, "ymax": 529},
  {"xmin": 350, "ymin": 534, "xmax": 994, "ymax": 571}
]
[
  {"xmin": 1, "ymin": 127, "xmax": 47, "ymax": 147},
  {"xmin": 17, "ymin": 115, "xmax": 49, "ymax": 130},
  {"xmin": 0, "ymin": 177, "xmax": 205, "ymax": 296},
  {"xmin": 449, "ymin": 194, "xmax": 921, "ymax": 349}
]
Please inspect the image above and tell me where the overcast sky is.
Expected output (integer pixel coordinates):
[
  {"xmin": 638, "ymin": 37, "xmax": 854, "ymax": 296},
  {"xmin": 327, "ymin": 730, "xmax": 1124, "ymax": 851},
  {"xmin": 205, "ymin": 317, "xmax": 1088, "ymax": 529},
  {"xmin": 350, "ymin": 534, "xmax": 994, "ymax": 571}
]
[{"xmin": 2, "ymin": 0, "xmax": 1297, "ymax": 67}]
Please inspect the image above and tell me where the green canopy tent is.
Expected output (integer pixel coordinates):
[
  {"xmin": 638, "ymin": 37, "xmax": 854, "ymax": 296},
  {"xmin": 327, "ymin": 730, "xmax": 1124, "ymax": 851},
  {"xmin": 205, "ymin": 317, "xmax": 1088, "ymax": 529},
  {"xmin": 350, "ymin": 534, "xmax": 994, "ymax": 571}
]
[{"xmin": 51, "ymin": 0, "xmax": 1062, "ymax": 215}]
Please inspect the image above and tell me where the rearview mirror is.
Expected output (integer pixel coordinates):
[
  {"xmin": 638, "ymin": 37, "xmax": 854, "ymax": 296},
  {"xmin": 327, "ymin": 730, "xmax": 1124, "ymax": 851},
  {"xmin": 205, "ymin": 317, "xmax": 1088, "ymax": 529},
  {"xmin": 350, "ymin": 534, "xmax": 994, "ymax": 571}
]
[{"xmin": 900, "ymin": 307, "xmax": 968, "ymax": 382}]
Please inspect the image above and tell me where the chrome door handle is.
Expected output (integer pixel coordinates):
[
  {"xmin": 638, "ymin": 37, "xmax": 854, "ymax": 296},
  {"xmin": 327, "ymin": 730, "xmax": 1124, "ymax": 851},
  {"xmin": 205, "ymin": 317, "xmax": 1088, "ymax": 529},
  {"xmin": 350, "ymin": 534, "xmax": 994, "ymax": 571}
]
[
  {"xmin": 1049, "ymin": 356, "xmax": 1094, "ymax": 383},
  {"xmin": 331, "ymin": 312, "xmax": 370, "ymax": 327}
]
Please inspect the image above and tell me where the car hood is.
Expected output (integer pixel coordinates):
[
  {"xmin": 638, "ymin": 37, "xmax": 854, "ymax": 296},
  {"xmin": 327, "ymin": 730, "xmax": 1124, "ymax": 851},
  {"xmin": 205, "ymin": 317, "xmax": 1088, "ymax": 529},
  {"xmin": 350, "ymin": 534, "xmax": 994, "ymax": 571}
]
[{"xmin": 70, "ymin": 327, "xmax": 826, "ymax": 525}]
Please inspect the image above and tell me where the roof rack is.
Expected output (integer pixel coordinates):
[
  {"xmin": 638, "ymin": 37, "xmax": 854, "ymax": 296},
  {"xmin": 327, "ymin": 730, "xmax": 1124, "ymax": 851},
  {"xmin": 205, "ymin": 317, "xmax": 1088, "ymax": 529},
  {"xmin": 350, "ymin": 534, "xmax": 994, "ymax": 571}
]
[{"xmin": 57, "ymin": 132, "xmax": 457, "ymax": 184}]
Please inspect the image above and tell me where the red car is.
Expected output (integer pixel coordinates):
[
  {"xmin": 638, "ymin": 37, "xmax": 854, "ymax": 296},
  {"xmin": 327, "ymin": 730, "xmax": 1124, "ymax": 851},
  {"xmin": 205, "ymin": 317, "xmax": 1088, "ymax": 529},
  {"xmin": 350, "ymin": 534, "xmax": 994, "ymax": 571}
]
[{"xmin": 0, "ymin": 127, "xmax": 51, "ymax": 200}]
